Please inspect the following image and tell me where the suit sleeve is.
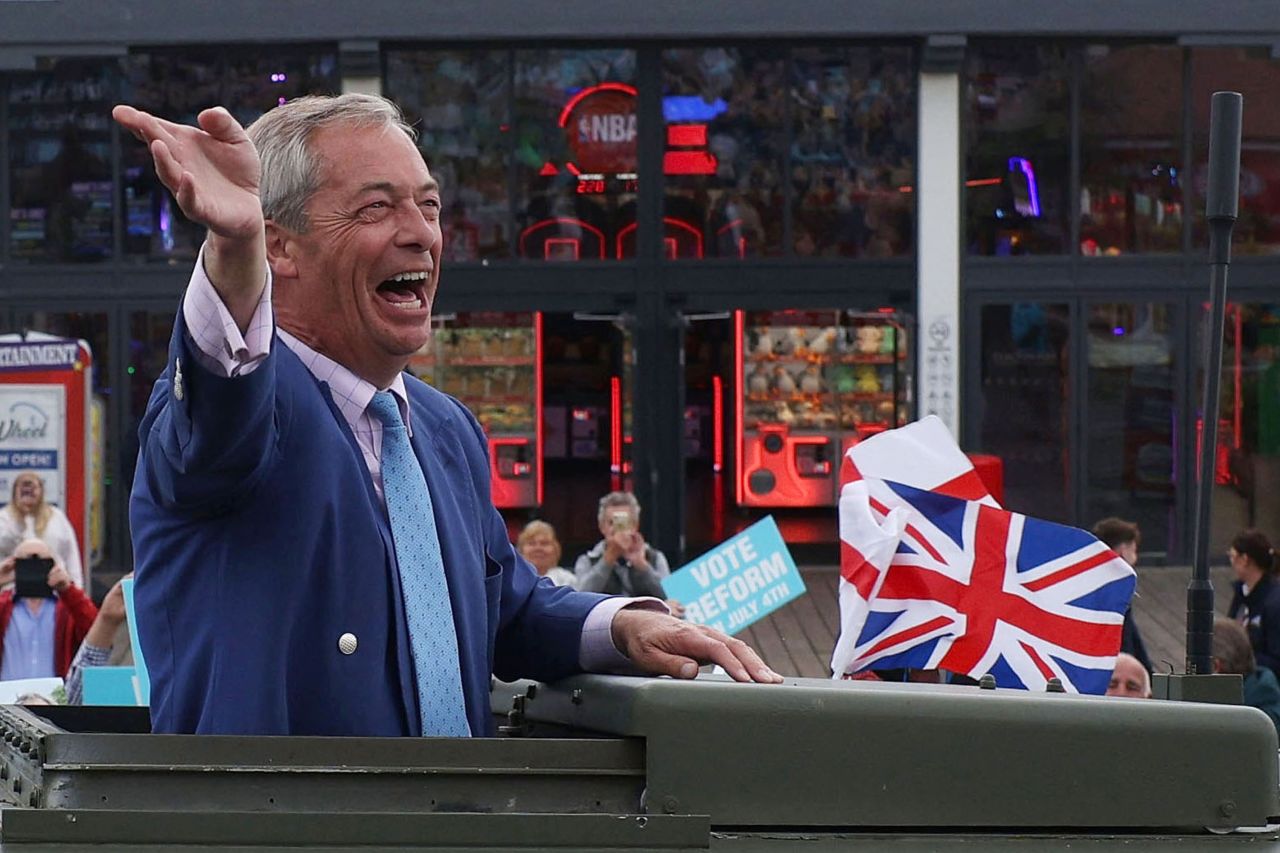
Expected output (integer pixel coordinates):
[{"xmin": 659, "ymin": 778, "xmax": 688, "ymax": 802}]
[
  {"xmin": 455, "ymin": 407, "xmax": 609, "ymax": 683},
  {"xmin": 137, "ymin": 299, "xmax": 282, "ymax": 513}
]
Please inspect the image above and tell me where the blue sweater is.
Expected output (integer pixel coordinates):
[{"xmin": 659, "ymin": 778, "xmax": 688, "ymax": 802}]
[{"xmin": 130, "ymin": 311, "xmax": 604, "ymax": 735}]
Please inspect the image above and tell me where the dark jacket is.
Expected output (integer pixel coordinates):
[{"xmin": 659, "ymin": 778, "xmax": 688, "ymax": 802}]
[
  {"xmin": 1120, "ymin": 606, "xmax": 1152, "ymax": 672},
  {"xmin": 130, "ymin": 310, "xmax": 605, "ymax": 736},
  {"xmin": 1244, "ymin": 667, "xmax": 1280, "ymax": 737},
  {"xmin": 1228, "ymin": 576, "xmax": 1280, "ymax": 679}
]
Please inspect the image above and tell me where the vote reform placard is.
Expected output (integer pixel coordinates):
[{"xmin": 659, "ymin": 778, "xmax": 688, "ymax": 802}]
[{"xmin": 662, "ymin": 516, "xmax": 805, "ymax": 635}]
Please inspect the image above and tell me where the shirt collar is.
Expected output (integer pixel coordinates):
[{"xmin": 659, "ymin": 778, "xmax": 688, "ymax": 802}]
[{"xmin": 277, "ymin": 328, "xmax": 412, "ymax": 435}]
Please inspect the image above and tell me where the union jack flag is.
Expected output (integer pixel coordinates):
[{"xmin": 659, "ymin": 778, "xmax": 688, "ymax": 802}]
[{"xmin": 832, "ymin": 418, "xmax": 1135, "ymax": 695}]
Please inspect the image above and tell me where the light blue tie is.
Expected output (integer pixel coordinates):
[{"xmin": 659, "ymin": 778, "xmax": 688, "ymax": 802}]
[{"xmin": 367, "ymin": 391, "xmax": 470, "ymax": 737}]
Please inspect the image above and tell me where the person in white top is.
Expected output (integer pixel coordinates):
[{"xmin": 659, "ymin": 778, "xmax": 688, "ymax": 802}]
[{"xmin": 0, "ymin": 472, "xmax": 83, "ymax": 588}]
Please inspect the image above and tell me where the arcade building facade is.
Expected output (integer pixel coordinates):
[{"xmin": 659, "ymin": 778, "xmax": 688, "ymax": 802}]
[{"xmin": 1, "ymin": 1, "xmax": 1278, "ymax": 581}]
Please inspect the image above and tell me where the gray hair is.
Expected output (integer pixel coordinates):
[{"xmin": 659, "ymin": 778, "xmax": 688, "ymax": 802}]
[
  {"xmin": 246, "ymin": 94, "xmax": 417, "ymax": 233},
  {"xmin": 1213, "ymin": 617, "xmax": 1256, "ymax": 676},
  {"xmin": 597, "ymin": 491, "xmax": 641, "ymax": 523}
]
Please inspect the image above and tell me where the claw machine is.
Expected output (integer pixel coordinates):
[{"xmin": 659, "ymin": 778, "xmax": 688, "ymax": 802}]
[
  {"xmin": 734, "ymin": 309, "xmax": 913, "ymax": 507},
  {"xmin": 409, "ymin": 312, "xmax": 543, "ymax": 509}
]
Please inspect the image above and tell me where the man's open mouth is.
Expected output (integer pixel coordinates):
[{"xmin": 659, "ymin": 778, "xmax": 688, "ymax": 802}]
[{"xmin": 376, "ymin": 271, "xmax": 429, "ymax": 311}]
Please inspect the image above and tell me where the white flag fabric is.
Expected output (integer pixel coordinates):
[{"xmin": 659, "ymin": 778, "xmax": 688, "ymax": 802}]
[{"xmin": 842, "ymin": 416, "xmax": 1000, "ymax": 508}]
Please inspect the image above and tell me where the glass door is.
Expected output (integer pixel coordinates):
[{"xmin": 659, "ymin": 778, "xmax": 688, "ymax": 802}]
[{"xmin": 1082, "ymin": 301, "xmax": 1180, "ymax": 555}]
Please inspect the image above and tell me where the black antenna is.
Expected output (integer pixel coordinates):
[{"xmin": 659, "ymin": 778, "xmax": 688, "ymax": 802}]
[{"xmin": 1186, "ymin": 91, "xmax": 1242, "ymax": 675}]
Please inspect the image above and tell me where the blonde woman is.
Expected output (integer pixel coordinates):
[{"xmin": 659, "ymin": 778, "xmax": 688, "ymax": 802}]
[
  {"xmin": 0, "ymin": 472, "xmax": 83, "ymax": 587},
  {"xmin": 516, "ymin": 521, "xmax": 577, "ymax": 588}
]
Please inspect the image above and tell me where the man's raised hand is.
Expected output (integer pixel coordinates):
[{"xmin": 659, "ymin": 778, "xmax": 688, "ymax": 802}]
[
  {"xmin": 113, "ymin": 105, "xmax": 267, "ymax": 331},
  {"xmin": 112, "ymin": 105, "xmax": 262, "ymax": 241}
]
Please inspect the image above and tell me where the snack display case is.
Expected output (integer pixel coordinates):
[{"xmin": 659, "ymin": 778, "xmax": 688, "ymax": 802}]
[
  {"xmin": 409, "ymin": 312, "xmax": 542, "ymax": 509},
  {"xmin": 734, "ymin": 309, "xmax": 913, "ymax": 507}
]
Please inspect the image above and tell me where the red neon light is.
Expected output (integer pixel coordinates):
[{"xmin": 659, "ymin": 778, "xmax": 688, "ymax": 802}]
[
  {"xmin": 557, "ymin": 82, "xmax": 638, "ymax": 128},
  {"xmin": 715, "ymin": 219, "xmax": 748, "ymax": 258},
  {"xmin": 518, "ymin": 217, "xmax": 607, "ymax": 259},
  {"xmin": 538, "ymin": 161, "xmax": 559, "ymax": 177},
  {"xmin": 544, "ymin": 238, "xmax": 580, "ymax": 261},
  {"xmin": 734, "ymin": 310, "xmax": 745, "ymax": 505},
  {"xmin": 535, "ymin": 311, "xmax": 544, "ymax": 505},
  {"xmin": 712, "ymin": 374, "xmax": 724, "ymax": 473},
  {"xmin": 564, "ymin": 161, "xmax": 581, "ymax": 176},
  {"xmin": 663, "ymin": 237, "xmax": 678, "ymax": 259},
  {"xmin": 615, "ymin": 217, "xmax": 704, "ymax": 260},
  {"xmin": 899, "ymin": 177, "xmax": 1002, "ymax": 194},
  {"xmin": 1233, "ymin": 304, "xmax": 1243, "ymax": 451},
  {"xmin": 667, "ymin": 124, "xmax": 708, "ymax": 147},
  {"xmin": 610, "ymin": 375, "xmax": 622, "ymax": 474},
  {"xmin": 663, "ymin": 151, "xmax": 717, "ymax": 175}
]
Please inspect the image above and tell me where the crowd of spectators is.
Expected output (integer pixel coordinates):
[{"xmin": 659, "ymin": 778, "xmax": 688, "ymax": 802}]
[{"xmin": 0, "ymin": 471, "xmax": 135, "ymax": 706}]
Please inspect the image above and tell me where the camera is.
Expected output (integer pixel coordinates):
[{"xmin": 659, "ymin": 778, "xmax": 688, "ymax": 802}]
[
  {"xmin": 609, "ymin": 510, "xmax": 636, "ymax": 535},
  {"xmin": 13, "ymin": 556, "xmax": 54, "ymax": 599}
]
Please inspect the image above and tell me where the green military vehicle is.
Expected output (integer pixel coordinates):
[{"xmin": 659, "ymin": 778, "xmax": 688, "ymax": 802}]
[{"xmin": 0, "ymin": 672, "xmax": 1273, "ymax": 850}]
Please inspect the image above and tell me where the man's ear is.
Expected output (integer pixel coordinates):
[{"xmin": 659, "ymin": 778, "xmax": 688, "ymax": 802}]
[{"xmin": 264, "ymin": 220, "xmax": 299, "ymax": 281}]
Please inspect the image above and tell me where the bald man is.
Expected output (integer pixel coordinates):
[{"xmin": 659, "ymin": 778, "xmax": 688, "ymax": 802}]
[
  {"xmin": 1105, "ymin": 652, "xmax": 1151, "ymax": 699},
  {"xmin": 0, "ymin": 539, "xmax": 97, "ymax": 680}
]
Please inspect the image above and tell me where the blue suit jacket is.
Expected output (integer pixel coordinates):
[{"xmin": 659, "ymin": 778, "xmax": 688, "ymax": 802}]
[{"xmin": 130, "ymin": 310, "xmax": 606, "ymax": 735}]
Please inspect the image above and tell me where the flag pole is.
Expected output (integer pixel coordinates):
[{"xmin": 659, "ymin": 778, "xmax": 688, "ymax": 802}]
[{"xmin": 1186, "ymin": 92, "xmax": 1242, "ymax": 676}]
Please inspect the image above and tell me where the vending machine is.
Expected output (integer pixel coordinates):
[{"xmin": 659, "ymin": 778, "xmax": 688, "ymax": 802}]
[
  {"xmin": 409, "ymin": 312, "xmax": 543, "ymax": 509},
  {"xmin": 734, "ymin": 309, "xmax": 913, "ymax": 508}
]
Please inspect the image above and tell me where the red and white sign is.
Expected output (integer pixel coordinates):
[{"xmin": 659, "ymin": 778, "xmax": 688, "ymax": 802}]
[
  {"xmin": 0, "ymin": 336, "xmax": 93, "ymax": 580},
  {"xmin": 559, "ymin": 83, "xmax": 639, "ymax": 175}
]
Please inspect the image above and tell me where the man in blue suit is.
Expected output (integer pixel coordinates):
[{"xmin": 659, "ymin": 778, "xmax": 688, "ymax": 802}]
[{"xmin": 116, "ymin": 95, "xmax": 780, "ymax": 736}]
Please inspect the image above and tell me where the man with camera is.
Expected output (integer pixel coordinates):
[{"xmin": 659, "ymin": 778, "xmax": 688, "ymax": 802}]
[
  {"xmin": 0, "ymin": 539, "xmax": 97, "ymax": 680},
  {"xmin": 575, "ymin": 492, "xmax": 685, "ymax": 617}
]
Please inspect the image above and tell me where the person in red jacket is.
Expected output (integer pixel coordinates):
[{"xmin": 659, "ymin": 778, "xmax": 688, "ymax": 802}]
[{"xmin": 0, "ymin": 539, "xmax": 97, "ymax": 679}]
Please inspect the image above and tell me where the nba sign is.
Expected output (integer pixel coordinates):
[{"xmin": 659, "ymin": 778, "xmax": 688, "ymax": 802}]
[{"xmin": 560, "ymin": 83, "xmax": 638, "ymax": 175}]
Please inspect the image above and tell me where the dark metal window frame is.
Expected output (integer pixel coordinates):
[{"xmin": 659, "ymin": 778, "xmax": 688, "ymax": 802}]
[{"xmin": 961, "ymin": 40, "xmax": 1280, "ymax": 563}]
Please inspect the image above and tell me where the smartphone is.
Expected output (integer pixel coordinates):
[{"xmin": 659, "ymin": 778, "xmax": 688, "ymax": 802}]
[
  {"xmin": 609, "ymin": 511, "xmax": 636, "ymax": 535},
  {"xmin": 13, "ymin": 556, "xmax": 54, "ymax": 600}
]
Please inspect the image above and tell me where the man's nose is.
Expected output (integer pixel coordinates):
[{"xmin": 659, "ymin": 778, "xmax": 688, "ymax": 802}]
[{"xmin": 396, "ymin": 202, "xmax": 439, "ymax": 253}]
